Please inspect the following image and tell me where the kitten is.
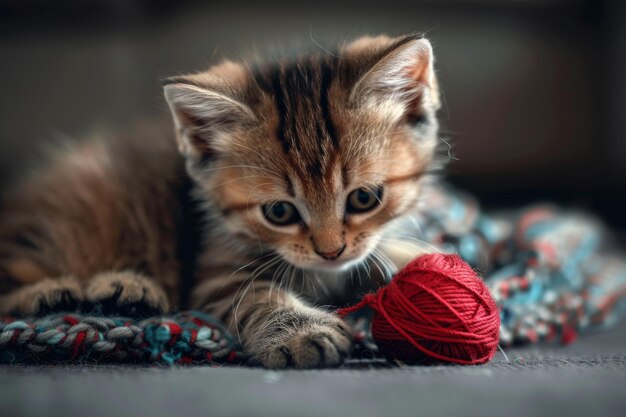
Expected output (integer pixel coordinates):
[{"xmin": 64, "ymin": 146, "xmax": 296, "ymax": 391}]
[{"xmin": 0, "ymin": 34, "xmax": 441, "ymax": 368}]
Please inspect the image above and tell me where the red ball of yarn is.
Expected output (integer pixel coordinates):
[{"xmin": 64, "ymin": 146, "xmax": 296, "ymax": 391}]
[{"xmin": 337, "ymin": 253, "xmax": 500, "ymax": 365}]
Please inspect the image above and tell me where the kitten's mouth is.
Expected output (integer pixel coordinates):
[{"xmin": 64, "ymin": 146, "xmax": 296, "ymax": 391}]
[{"xmin": 281, "ymin": 240, "xmax": 380, "ymax": 272}]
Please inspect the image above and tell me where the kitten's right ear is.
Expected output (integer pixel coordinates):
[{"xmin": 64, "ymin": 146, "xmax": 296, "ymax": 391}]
[
  {"xmin": 163, "ymin": 78, "xmax": 256, "ymax": 162},
  {"xmin": 345, "ymin": 34, "xmax": 440, "ymax": 120}
]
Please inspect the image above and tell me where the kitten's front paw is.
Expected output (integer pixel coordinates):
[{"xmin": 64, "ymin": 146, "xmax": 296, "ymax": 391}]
[
  {"xmin": 10, "ymin": 277, "xmax": 83, "ymax": 316},
  {"xmin": 84, "ymin": 271, "xmax": 169, "ymax": 316},
  {"xmin": 249, "ymin": 308, "xmax": 353, "ymax": 369}
]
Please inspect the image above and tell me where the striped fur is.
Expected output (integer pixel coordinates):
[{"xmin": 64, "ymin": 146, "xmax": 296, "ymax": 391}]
[{"xmin": 0, "ymin": 34, "xmax": 442, "ymax": 368}]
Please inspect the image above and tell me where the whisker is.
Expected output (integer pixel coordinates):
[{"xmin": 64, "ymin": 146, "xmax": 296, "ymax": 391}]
[
  {"xmin": 372, "ymin": 249, "xmax": 393, "ymax": 281},
  {"xmin": 276, "ymin": 263, "xmax": 292, "ymax": 298},
  {"xmin": 298, "ymin": 268, "xmax": 307, "ymax": 295},
  {"xmin": 269, "ymin": 260, "xmax": 290, "ymax": 306},
  {"xmin": 309, "ymin": 272, "xmax": 319, "ymax": 299},
  {"xmin": 312, "ymin": 270, "xmax": 330, "ymax": 297},
  {"xmin": 355, "ymin": 263, "xmax": 363, "ymax": 288},
  {"xmin": 231, "ymin": 254, "xmax": 281, "ymax": 340},
  {"xmin": 374, "ymin": 248, "xmax": 398, "ymax": 278},
  {"xmin": 379, "ymin": 235, "xmax": 442, "ymax": 254},
  {"xmin": 368, "ymin": 252, "xmax": 387, "ymax": 283},
  {"xmin": 213, "ymin": 252, "xmax": 277, "ymax": 295},
  {"xmin": 437, "ymin": 136, "xmax": 459, "ymax": 161},
  {"xmin": 288, "ymin": 265, "xmax": 297, "ymax": 294}
]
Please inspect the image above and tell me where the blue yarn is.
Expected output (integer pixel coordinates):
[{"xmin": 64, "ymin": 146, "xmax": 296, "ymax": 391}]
[
  {"xmin": 4, "ymin": 321, "xmax": 28, "ymax": 331},
  {"xmin": 458, "ymin": 234, "xmax": 481, "ymax": 266},
  {"xmin": 197, "ymin": 327, "xmax": 213, "ymax": 341},
  {"xmin": 47, "ymin": 332, "xmax": 64, "ymax": 345}
]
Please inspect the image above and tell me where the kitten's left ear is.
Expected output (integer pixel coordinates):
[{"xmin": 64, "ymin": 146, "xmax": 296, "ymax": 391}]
[
  {"xmin": 348, "ymin": 35, "xmax": 440, "ymax": 118},
  {"xmin": 162, "ymin": 71, "xmax": 256, "ymax": 163}
]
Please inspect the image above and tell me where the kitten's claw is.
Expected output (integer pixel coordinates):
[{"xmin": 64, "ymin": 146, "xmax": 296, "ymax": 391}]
[
  {"xmin": 36, "ymin": 289, "xmax": 81, "ymax": 315},
  {"xmin": 84, "ymin": 271, "xmax": 169, "ymax": 316}
]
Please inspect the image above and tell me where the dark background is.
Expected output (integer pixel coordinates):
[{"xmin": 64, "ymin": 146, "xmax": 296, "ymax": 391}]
[{"xmin": 1, "ymin": 0, "xmax": 624, "ymax": 232}]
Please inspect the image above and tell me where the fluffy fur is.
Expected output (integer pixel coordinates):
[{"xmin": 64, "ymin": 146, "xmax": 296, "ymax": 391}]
[{"xmin": 0, "ymin": 34, "xmax": 443, "ymax": 368}]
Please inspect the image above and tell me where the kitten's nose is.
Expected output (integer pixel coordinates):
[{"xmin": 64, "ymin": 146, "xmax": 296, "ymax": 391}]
[{"xmin": 315, "ymin": 244, "xmax": 346, "ymax": 261}]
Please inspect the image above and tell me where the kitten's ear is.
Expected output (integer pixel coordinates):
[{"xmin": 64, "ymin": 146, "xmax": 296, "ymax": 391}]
[
  {"xmin": 347, "ymin": 35, "xmax": 440, "ymax": 119},
  {"xmin": 163, "ymin": 78, "xmax": 256, "ymax": 162}
]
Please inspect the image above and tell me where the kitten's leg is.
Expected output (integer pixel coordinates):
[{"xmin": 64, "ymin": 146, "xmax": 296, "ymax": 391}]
[
  {"xmin": 192, "ymin": 274, "xmax": 353, "ymax": 369},
  {"xmin": 0, "ymin": 135, "xmax": 181, "ymax": 317},
  {"xmin": 0, "ymin": 276, "xmax": 83, "ymax": 316},
  {"xmin": 84, "ymin": 271, "xmax": 169, "ymax": 316}
]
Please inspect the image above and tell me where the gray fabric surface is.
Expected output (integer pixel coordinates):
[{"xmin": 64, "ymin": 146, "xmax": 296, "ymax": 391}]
[{"xmin": 1, "ymin": 322, "xmax": 626, "ymax": 417}]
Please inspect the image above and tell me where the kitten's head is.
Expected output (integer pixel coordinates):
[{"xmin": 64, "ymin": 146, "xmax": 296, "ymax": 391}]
[{"xmin": 164, "ymin": 34, "xmax": 441, "ymax": 271}]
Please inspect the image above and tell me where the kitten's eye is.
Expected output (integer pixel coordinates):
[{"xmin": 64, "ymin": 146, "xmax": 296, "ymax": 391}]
[
  {"xmin": 346, "ymin": 187, "xmax": 383, "ymax": 214},
  {"xmin": 262, "ymin": 201, "xmax": 301, "ymax": 226}
]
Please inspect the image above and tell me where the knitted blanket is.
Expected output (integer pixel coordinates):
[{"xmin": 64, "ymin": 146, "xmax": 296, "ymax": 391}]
[{"xmin": 1, "ymin": 185, "xmax": 625, "ymax": 365}]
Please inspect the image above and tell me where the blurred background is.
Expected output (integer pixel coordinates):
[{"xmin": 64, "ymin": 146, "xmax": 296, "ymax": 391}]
[{"xmin": 0, "ymin": 0, "xmax": 624, "ymax": 233}]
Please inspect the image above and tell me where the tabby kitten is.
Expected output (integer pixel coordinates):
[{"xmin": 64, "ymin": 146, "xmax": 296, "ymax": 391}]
[{"xmin": 0, "ymin": 34, "xmax": 441, "ymax": 368}]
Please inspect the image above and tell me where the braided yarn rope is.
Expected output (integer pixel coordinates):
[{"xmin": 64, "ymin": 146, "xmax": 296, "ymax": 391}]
[
  {"xmin": 0, "ymin": 312, "xmax": 244, "ymax": 365},
  {"xmin": 1, "ymin": 184, "xmax": 625, "ymax": 364}
]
